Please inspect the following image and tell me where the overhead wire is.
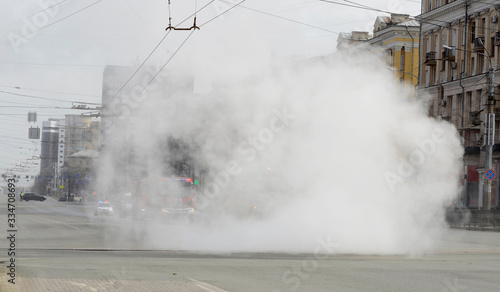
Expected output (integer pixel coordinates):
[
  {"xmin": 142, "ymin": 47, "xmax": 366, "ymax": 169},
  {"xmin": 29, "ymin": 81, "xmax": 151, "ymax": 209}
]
[
  {"xmin": 0, "ymin": 84, "xmax": 100, "ymax": 99},
  {"xmin": 139, "ymin": 30, "xmax": 196, "ymax": 94},
  {"xmin": 0, "ymin": 0, "xmax": 70, "ymax": 30},
  {"xmin": 217, "ymin": 0, "xmax": 339, "ymax": 35},
  {"xmin": 140, "ymin": 0, "xmax": 249, "ymax": 94},
  {"xmin": 0, "ymin": 0, "xmax": 105, "ymax": 48},
  {"xmin": 200, "ymin": 0, "xmax": 246, "ymax": 27},
  {"xmin": 104, "ymin": 0, "xmax": 216, "ymax": 107},
  {"xmin": 0, "ymin": 89, "xmax": 73, "ymax": 103},
  {"xmin": 319, "ymin": 0, "xmax": 393, "ymax": 14}
]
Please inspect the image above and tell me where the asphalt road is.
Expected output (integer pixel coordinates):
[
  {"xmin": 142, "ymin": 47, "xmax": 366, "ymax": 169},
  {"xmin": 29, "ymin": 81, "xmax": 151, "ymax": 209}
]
[{"xmin": 1, "ymin": 196, "xmax": 500, "ymax": 291}]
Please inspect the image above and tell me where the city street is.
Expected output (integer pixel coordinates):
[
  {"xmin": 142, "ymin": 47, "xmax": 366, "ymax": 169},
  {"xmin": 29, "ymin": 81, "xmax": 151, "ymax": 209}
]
[
  {"xmin": 3, "ymin": 1, "xmax": 500, "ymax": 291},
  {"xmin": 1, "ymin": 196, "xmax": 500, "ymax": 291}
]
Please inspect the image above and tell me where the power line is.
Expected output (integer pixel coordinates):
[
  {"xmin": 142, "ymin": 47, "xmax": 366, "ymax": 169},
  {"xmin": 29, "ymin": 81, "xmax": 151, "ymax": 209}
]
[
  {"xmin": 319, "ymin": 0, "xmax": 393, "ymax": 14},
  {"xmin": 0, "ymin": 84, "xmax": 100, "ymax": 99},
  {"xmin": 0, "ymin": 0, "xmax": 104, "ymax": 47},
  {"xmin": 35, "ymin": 0, "xmax": 104, "ymax": 34},
  {"xmin": 0, "ymin": 0, "xmax": 70, "ymax": 30},
  {"xmin": 141, "ymin": 0, "xmax": 246, "ymax": 97},
  {"xmin": 0, "ymin": 105, "xmax": 78, "ymax": 109},
  {"xmin": 218, "ymin": 0, "xmax": 339, "ymax": 35},
  {"xmin": 0, "ymin": 89, "xmax": 73, "ymax": 102},
  {"xmin": 201, "ymin": 0, "xmax": 247, "ymax": 27},
  {"xmin": 103, "ymin": 0, "xmax": 215, "ymax": 108},
  {"xmin": 140, "ymin": 30, "xmax": 196, "ymax": 95}
]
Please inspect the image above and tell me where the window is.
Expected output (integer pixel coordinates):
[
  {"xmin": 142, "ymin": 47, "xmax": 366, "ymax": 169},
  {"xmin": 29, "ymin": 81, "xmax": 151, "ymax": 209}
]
[
  {"xmin": 447, "ymin": 95, "xmax": 453, "ymax": 118},
  {"xmin": 457, "ymin": 94, "xmax": 463, "ymax": 126},
  {"xmin": 467, "ymin": 92, "xmax": 472, "ymax": 118},
  {"xmin": 472, "ymin": 23, "xmax": 476, "ymax": 42},
  {"xmin": 479, "ymin": 55, "xmax": 484, "ymax": 73},
  {"xmin": 463, "ymin": 25, "xmax": 466, "ymax": 46},
  {"xmin": 400, "ymin": 47, "xmax": 405, "ymax": 71},
  {"xmin": 452, "ymin": 29, "xmax": 457, "ymax": 48},
  {"xmin": 434, "ymin": 34, "xmax": 438, "ymax": 53},
  {"xmin": 492, "ymin": 37, "xmax": 496, "ymax": 58},
  {"xmin": 428, "ymin": 0, "xmax": 432, "ymax": 12},
  {"xmin": 482, "ymin": 18, "xmax": 486, "ymax": 37}
]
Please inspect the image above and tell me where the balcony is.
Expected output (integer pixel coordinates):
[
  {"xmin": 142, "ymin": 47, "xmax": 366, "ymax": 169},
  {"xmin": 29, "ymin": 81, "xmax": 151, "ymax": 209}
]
[
  {"xmin": 442, "ymin": 47, "xmax": 455, "ymax": 62},
  {"xmin": 495, "ymin": 108, "xmax": 500, "ymax": 120},
  {"xmin": 424, "ymin": 51, "xmax": 437, "ymax": 66},
  {"xmin": 473, "ymin": 37, "xmax": 485, "ymax": 52},
  {"xmin": 470, "ymin": 111, "xmax": 481, "ymax": 126},
  {"xmin": 495, "ymin": 31, "xmax": 500, "ymax": 46}
]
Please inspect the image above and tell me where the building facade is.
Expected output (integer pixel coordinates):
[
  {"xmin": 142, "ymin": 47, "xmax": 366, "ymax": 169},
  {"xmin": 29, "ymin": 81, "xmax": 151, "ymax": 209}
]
[
  {"xmin": 368, "ymin": 14, "xmax": 420, "ymax": 89},
  {"xmin": 39, "ymin": 119, "xmax": 63, "ymax": 194},
  {"xmin": 62, "ymin": 115, "xmax": 100, "ymax": 195},
  {"xmin": 337, "ymin": 31, "xmax": 371, "ymax": 51},
  {"xmin": 337, "ymin": 14, "xmax": 420, "ymax": 90},
  {"xmin": 418, "ymin": 0, "xmax": 500, "ymax": 208}
]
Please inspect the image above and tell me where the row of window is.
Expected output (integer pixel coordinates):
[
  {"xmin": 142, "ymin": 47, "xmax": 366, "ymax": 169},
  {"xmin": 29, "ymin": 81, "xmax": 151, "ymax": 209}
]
[
  {"xmin": 421, "ymin": 10, "xmax": 499, "ymax": 87},
  {"xmin": 425, "ymin": 0, "xmax": 456, "ymax": 13}
]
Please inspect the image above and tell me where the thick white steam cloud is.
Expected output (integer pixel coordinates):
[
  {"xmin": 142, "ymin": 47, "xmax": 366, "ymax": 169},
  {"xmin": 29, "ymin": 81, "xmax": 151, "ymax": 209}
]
[{"xmin": 98, "ymin": 51, "xmax": 463, "ymax": 255}]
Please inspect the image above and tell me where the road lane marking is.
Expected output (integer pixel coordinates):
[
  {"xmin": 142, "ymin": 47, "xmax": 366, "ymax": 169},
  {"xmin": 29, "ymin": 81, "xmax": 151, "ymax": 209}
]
[{"xmin": 189, "ymin": 278, "xmax": 229, "ymax": 292}]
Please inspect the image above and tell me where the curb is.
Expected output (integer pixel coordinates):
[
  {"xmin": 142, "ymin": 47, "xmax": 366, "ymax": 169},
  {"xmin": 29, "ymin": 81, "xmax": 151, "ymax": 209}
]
[{"xmin": 450, "ymin": 226, "xmax": 500, "ymax": 232}]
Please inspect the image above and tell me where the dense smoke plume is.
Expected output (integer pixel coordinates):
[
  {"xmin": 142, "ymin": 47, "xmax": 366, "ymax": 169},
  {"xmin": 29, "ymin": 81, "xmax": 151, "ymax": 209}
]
[{"xmin": 97, "ymin": 50, "xmax": 463, "ymax": 254}]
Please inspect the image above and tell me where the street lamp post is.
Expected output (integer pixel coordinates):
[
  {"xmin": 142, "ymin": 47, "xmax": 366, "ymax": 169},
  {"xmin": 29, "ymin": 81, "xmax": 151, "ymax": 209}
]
[{"xmin": 385, "ymin": 66, "xmax": 419, "ymax": 96}]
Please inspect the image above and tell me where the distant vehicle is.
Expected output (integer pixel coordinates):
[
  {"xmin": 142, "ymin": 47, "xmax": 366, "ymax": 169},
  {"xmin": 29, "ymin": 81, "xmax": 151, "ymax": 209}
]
[
  {"xmin": 119, "ymin": 193, "xmax": 133, "ymax": 218},
  {"xmin": 132, "ymin": 177, "xmax": 195, "ymax": 223},
  {"xmin": 22, "ymin": 192, "xmax": 47, "ymax": 202},
  {"xmin": 94, "ymin": 201, "xmax": 113, "ymax": 216},
  {"xmin": 58, "ymin": 196, "xmax": 67, "ymax": 202}
]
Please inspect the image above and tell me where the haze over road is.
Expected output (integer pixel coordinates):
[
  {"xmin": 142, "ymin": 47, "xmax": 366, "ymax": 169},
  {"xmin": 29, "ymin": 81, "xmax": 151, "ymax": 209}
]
[{"xmin": 1, "ymin": 197, "xmax": 500, "ymax": 291}]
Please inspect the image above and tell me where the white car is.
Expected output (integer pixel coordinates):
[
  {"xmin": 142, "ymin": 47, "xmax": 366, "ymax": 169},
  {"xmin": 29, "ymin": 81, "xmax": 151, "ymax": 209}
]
[{"xmin": 94, "ymin": 201, "xmax": 114, "ymax": 216}]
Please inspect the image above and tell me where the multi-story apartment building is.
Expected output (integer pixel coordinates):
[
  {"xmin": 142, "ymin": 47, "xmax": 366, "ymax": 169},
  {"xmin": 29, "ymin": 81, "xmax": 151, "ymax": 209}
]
[
  {"xmin": 367, "ymin": 14, "xmax": 420, "ymax": 89},
  {"xmin": 39, "ymin": 119, "xmax": 63, "ymax": 194},
  {"xmin": 418, "ymin": 0, "xmax": 500, "ymax": 208},
  {"xmin": 337, "ymin": 14, "xmax": 420, "ymax": 90},
  {"xmin": 337, "ymin": 31, "xmax": 371, "ymax": 50}
]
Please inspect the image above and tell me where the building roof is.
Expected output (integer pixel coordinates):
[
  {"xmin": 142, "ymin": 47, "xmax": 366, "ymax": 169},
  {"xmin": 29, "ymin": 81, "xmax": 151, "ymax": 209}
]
[
  {"xmin": 397, "ymin": 19, "xmax": 420, "ymax": 27},
  {"xmin": 375, "ymin": 15, "xmax": 419, "ymax": 30},
  {"xmin": 69, "ymin": 149, "xmax": 99, "ymax": 159}
]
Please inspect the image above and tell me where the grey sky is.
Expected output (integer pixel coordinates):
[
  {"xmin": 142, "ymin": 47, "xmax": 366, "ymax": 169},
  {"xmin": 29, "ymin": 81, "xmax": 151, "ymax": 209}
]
[{"xmin": 0, "ymin": 0, "xmax": 420, "ymax": 184}]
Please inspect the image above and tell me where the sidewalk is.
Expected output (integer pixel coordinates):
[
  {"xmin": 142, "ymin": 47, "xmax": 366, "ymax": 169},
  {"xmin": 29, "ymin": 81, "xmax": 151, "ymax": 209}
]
[
  {"xmin": 0, "ymin": 272, "xmax": 216, "ymax": 292},
  {"xmin": 450, "ymin": 226, "xmax": 500, "ymax": 232}
]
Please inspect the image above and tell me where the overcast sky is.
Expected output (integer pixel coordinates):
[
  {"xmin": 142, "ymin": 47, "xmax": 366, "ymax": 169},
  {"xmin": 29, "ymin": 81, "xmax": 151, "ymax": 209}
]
[{"xmin": 0, "ymin": 0, "xmax": 420, "ymax": 183}]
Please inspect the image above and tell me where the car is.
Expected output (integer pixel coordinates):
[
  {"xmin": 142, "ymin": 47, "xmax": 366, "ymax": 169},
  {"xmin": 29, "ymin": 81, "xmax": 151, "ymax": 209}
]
[
  {"xmin": 21, "ymin": 192, "xmax": 47, "ymax": 202},
  {"xmin": 94, "ymin": 201, "xmax": 113, "ymax": 216},
  {"xmin": 58, "ymin": 196, "xmax": 67, "ymax": 202},
  {"xmin": 119, "ymin": 201, "xmax": 133, "ymax": 218}
]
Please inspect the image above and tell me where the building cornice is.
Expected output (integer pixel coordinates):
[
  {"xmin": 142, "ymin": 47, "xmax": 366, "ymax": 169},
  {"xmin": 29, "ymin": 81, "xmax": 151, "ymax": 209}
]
[
  {"xmin": 417, "ymin": 1, "xmax": 467, "ymax": 20},
  {"xmin": 368, "ymin": 27, "xmax": 420, "ymax": 45},
  {"xmin": 418, "ymin": 0, "xmax": 498, "ymax": 22}
]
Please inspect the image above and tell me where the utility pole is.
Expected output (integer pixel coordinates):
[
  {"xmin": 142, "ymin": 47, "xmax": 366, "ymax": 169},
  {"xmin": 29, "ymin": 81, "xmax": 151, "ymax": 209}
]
[{"xmin": 484, "ymin": 66, "xmax": 495, "ymax": 211}]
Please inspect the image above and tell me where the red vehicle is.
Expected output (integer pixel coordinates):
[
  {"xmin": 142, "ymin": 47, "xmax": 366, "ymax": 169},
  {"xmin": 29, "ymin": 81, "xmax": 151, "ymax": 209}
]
[{"xmin": 132, "ymin": 177, "xmax": 195, "ymax": 223}]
